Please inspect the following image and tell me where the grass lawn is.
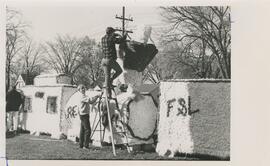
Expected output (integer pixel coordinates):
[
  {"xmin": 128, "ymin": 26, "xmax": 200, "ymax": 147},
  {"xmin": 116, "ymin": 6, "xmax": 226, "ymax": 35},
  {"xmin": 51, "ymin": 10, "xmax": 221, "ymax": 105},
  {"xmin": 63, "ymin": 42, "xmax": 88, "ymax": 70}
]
[
  {"xmin": 6, "ymin": 133, "xmax": 190, "ymax": 160},
  {"xmin": 6, "ymin": 133, "xmax": 226, "ymax": 160}
]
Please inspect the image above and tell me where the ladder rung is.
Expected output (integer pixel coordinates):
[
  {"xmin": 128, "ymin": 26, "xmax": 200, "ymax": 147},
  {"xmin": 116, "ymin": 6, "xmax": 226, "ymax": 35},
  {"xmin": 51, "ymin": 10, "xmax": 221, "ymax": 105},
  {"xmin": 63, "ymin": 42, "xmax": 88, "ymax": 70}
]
[
  {"xmin": 101, "ymin": 96, "xmax": 117, "ymax": 99},
  {"xmin": 102, "ymin": 85, "xmax": 117, "ymax": 88}
]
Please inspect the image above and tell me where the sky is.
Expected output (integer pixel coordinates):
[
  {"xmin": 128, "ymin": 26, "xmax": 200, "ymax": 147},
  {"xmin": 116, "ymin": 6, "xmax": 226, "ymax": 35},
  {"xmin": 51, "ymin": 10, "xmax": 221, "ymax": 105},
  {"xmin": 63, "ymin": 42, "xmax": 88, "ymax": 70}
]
[{"xmin": 7, "ymin": 3, "xmax": 165, "ymax": 43}]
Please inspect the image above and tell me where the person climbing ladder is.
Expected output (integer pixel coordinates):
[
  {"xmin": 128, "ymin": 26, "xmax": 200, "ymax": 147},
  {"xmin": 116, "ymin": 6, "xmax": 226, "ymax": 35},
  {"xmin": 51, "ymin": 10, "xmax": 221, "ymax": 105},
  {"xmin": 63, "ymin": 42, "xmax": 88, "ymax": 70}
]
[{"xmin": 101, "ymin": 27, "xmax": 127, "ymax": 98}]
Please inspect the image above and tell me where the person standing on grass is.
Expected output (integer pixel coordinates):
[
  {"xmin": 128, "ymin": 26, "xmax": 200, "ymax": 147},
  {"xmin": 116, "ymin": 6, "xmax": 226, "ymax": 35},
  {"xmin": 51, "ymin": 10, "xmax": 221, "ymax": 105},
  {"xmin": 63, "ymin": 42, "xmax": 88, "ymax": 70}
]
[
  {"xmin": 77, "ymin": 84, "xmax": 99, "ymax": 149},
  {"xmin": 6, "ymin": 85, "xmax": 23, "ymax": 135},
  {"xmin": 101, "ymin": 27, "xmax": 127, "ymax": 98}
]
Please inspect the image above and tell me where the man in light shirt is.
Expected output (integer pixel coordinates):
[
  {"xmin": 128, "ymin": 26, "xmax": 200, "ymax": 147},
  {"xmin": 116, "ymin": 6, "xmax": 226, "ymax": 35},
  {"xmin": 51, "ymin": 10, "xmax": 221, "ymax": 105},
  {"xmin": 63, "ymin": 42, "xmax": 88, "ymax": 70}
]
[{"xmin": 77, "ymin": 84, "xmax": 99, "ymax": 149}]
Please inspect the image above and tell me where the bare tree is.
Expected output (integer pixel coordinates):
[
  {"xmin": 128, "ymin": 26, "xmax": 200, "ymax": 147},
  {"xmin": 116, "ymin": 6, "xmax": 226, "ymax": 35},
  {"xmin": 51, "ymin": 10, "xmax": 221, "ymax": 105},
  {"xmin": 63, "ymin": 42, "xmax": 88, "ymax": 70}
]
[
  {"xmin": 160, "ymin": 6, "xmax": 231, "ymax": 78},
  {"xmin": 17, "ymin": 39, "xmax": 44, "ymax": 80},
  {"xmin": 73, "ymin": 37, "xmax": 104, "ymax": 87},
  {"xmin": 6, "ymin": 7, "xmax": 28, "ymax": 91},
  {"xmin": 162, "ymin": 40, "xmax": 217, "ymax": 78},
  {"xmin": 42, "ymin": 35, "xmax": 104, "ymax": 86},
  {"xmin": 42, "ymin": 35, "xmax": 84, "ymax": 82}
]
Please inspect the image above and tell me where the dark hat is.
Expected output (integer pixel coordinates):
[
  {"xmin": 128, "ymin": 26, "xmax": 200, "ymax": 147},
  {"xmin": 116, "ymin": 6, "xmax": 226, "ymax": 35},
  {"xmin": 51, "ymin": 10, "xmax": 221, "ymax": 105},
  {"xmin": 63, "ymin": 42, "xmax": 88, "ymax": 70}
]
[{"xmin": 106, "ymin": 27, "xmax": 115, "ymax": 34}]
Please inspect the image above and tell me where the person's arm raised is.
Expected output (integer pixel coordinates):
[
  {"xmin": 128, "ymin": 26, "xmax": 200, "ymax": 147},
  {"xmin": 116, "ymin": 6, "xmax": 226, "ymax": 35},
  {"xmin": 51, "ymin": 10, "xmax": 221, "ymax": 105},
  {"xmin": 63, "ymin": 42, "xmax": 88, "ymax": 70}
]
[{"xmin": 114, "ymin": 32, "xmax": 127, "ymax": 44}]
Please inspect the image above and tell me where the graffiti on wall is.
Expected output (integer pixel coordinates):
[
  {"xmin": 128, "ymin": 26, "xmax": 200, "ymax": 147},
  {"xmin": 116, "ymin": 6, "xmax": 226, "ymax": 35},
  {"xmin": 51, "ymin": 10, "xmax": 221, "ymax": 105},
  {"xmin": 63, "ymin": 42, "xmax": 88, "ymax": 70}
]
[
  {"xmin": 167, "ymin": 96, "xmax": 199, "ymax": 117},
  {"xmin": 65, "ymin": 105, "xmax": 78, "ymax": 119}
]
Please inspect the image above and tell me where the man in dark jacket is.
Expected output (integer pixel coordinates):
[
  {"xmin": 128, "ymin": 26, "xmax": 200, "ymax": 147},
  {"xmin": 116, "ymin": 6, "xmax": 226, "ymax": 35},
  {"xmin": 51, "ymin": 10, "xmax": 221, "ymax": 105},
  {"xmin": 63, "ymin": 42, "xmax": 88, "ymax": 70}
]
[
  {"xmin": 6, "ymin": 86, "xmax": 23, "ymax": 134},
  {"xmin": 101, "ymin": 27, "xmax": 127, "ymax": 98}
]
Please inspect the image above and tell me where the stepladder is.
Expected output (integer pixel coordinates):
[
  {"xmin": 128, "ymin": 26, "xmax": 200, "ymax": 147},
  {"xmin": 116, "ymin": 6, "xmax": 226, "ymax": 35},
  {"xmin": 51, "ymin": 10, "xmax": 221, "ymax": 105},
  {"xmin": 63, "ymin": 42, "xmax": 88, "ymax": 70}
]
[{"xmin": 90, "ymin": 85, "xmax": 131, "ymax": 156}]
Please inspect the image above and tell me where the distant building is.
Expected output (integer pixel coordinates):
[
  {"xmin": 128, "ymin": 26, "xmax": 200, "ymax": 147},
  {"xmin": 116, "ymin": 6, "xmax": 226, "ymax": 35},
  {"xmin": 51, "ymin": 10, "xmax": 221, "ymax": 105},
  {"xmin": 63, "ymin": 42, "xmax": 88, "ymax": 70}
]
[{"xmin": 16, "ymin": 74, "xmax": 36, "ymax": 89}]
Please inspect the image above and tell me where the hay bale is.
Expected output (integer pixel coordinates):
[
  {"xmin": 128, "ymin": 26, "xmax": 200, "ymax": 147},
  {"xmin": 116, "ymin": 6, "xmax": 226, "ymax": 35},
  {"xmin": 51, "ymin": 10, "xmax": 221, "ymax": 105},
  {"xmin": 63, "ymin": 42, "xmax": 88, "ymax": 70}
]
[
  {"xmin": 156, "ymin": 80, "xmax": 230, "ymax": 158},
  {"xmin": 188, "ymin": 82, "xmax": 230, "ymax": 157}
]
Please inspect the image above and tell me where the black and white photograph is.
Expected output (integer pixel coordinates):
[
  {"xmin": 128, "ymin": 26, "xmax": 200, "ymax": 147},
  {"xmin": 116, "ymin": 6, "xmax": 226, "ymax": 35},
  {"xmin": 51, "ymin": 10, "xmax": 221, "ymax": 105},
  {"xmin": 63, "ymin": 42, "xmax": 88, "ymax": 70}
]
[
  {"xmin": 3, "ymin": 2, "xmax": 232, "ymax": 161},
  {"xmin": 2, "ymin": 0, "xmax": 270, "ymax": 165}
]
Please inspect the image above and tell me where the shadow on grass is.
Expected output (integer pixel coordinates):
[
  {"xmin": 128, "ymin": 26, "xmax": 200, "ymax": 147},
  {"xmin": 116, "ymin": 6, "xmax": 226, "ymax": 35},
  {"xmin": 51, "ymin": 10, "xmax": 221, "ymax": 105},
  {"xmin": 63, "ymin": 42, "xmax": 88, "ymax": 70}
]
[
  {"xmin": 6, "ymin": 131, "xmax": 15, "ymax": 138},
  {"xmin": 6, "ymin": 129, "xmax": 30, "ymax": 138}
]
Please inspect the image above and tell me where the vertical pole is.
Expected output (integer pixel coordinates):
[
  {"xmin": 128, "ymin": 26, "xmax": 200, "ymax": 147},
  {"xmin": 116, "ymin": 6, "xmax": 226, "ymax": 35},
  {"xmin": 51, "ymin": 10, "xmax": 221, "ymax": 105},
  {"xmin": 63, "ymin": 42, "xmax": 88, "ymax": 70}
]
[
  {"xmin": 105, "ymin": 89, "xmax": 116, "ymax": 156},
  {"xmin": 122, "ymin": 6, "xmax": 125, "ymax": 36},
  {"xmin": 99, "ymin": 98, "xmax": 102, "ymax": 142}
]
